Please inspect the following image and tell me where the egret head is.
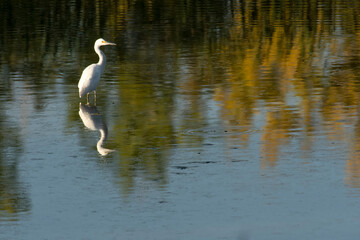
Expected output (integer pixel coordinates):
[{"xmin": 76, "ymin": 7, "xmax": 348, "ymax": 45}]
[{"xmin": 95, "ymin": 38, "xmax": 116, "ymax": 47}]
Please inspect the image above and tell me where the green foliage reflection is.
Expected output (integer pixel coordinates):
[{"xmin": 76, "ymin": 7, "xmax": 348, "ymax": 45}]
[{"xmin": 3, "ymin": 0, "xmax": 360, "ymax": 196}]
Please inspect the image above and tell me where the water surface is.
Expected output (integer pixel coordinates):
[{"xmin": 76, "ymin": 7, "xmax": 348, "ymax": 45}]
[{"xmin": 1, "ymin": 0, "xmax": 360, "ymax": 239}]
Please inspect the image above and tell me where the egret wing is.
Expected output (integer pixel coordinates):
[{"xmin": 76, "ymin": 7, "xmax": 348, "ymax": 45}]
[{"xmin": 78, "ymin": 64, "xmax": 101, "ymax": 98}]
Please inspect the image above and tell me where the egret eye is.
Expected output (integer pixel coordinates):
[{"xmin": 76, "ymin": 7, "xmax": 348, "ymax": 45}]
[{"xmin": 102, "ymin": 41, "xmax": 105, "ymax": 43}]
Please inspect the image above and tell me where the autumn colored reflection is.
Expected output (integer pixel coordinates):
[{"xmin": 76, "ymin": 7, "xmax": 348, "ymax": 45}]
[
  {"xmin": 3, "ymin": 0, "xmax": 360, "ymax": 220},
  {"xmin": 207, "ymin": 1, "xmax": 360, "ymax": 172}
]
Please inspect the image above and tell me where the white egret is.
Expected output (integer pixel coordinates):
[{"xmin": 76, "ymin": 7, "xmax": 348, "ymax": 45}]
[{"xmin": 78, "ymin": 38, "xmax": 116, "ymax": 101}]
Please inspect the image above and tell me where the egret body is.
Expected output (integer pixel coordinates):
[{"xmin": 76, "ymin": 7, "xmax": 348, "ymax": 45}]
[{"xmin": 78, "ymin": 38, "xmax": 116, "ymax": 100}]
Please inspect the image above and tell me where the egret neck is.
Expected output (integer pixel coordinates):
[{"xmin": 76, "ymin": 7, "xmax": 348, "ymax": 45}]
[{"xmin": 95, "ymin": 45, "xmax": 106, "ymax": 73}]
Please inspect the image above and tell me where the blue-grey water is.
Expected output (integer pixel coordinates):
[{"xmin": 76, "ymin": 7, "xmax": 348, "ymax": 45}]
[{"xmin": 1, "ymin": 0, "xmax": 360, "ymax": 239}]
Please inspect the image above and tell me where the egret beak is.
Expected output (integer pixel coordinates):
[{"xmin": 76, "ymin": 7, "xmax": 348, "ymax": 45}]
[{"xmin": 105, "ymin": 41, "xmax": 116, "ymax": 46}]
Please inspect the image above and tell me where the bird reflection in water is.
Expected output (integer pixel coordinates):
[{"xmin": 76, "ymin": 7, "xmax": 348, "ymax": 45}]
[{"xmin": 79, "ymin": 103, "xmax": 115, "ymax": 156}]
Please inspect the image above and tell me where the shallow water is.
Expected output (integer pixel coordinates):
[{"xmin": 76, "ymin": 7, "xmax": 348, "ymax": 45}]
[{"xmin": 1, "ymin": 0, "xmax": 360, "ymax": 239}]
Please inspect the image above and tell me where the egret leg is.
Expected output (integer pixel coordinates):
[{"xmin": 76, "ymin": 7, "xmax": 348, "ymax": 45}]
[
  {"xmin": 94, "ymin": 90, "xmax": 97, "ymax": 106},
  {"xmin": 86, "ymin": 93, "xmax": 90, "ymax": 105}
]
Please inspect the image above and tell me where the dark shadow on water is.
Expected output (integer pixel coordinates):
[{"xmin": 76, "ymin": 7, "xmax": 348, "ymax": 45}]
[{"xmin": 78, "ymin": 103, "xmax": 115, "ymax": 156}]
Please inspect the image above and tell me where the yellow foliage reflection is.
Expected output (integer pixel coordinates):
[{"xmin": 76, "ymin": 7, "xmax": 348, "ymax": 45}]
[
  {"xmin": 4, "ymin": 0, "xmax": 360, "ymax": 199},
  {"xmin": 106, "ymin": 0, "xmax": 360, "ymax": 190}
]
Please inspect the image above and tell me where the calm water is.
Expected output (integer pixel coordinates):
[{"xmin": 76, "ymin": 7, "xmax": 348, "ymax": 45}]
[{"xmin": 1, "ymin": 0, "xmax": 360, "ymax": 239}]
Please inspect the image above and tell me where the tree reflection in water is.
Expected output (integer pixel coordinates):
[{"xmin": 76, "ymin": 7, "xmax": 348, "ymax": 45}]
[{"xmin": 1, "ymin": 0, "xmax": 360, "ymax": 202}]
